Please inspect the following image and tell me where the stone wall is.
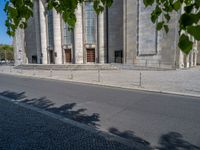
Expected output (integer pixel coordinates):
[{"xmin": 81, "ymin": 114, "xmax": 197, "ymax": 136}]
[
  {"xmin": 108, "ymin": 0, "xmax": 124, "ymax": 63},
  {"xmin": 14, "ymin": 29, "xmax": 26, "ymax": 65},
  {"xmin": 123, "ymin": 0, "xmax": 137, "ymax": 64},
  {"xmin": 25, "ymin": 17, "xmax": 37, "ymax": 63},
  {"xmin": 124, "ymin": 0, "xmax": 180, "ymax": 68}
]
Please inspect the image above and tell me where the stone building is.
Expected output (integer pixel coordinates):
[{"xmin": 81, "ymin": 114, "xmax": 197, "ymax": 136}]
[{"xmin": 14, "ymin": 0, "xmax": 199, "ymax": 68}]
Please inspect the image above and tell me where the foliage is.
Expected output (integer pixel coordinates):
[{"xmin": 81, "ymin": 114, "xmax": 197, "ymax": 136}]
[
  {"xmin": 0, "ymin": 44, "xmax": 14, "ymax": 60},
  {"xmin": 4, "ymin": 0, "xmax": 200, "ymax": 55},
  {"xmin": 4, "ymin": 0, "xmax": 113, "ymax": 36},
  {"xmin": 144, "ymin": 0, "xmax": 200, "ymax": 54}
]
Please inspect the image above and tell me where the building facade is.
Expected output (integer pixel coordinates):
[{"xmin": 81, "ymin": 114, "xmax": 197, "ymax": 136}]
[{"xmin": 14, "ymin": 0, "xmax": 199, "ymax": 68}]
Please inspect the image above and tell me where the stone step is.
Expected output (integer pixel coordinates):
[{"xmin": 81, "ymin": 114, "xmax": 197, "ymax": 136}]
[
  {"xmin": 111, "ymin": 64, "xmax": 175, "ymax": 71},
  {"xmin": 15, "ymin": 64, "xmax": 118, "ymax": 71}
]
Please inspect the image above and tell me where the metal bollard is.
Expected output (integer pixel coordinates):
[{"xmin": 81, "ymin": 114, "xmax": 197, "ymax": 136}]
[
  {"xmin": 50, "ymin": 69, "xmax": 53, "ymax": 77},
  {"xmin": 70, "ymin": 70, "xmax": 74, "ymax": 80},
  {"xmin": 145, "ymin": 60, "xmax": 148, "ymax": 67},
  {"xmin": 10, "ymin": 66, "xmax": 12, "ymax": 73},
  {"xmin": 159, "ymin": 60, "xmax": 161, "ymax": 68},
  {"xmin": 139, "ymin": 72, "xmax": 142, "ymax": 87},
  {"xmin": 98, "ymin": 69, "xmax": 100, "ymax": 82},
  {"xmin": 33, "ymin": 67, "xmax": 36, "ymax": 76}
]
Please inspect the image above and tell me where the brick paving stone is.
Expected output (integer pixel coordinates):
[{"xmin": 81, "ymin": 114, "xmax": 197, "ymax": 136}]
[{"xmin": 0, "ymin": 98, "xmax": 138, "ymax": 150}]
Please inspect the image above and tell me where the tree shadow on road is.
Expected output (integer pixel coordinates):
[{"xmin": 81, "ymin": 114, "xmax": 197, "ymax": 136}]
[
  {"xmin": 0, "ymin": 91, "xmax": 100, "ymax": 128},
  {"xmin": 0, "ymin": 91, "xmax": 26, "ymax": 100},
  {"xmin": 156, "ymin": 132, "xmax": 200, "ymax": 150},
  {"xmin": 109, "ymin": 128, "xmax": 200, "ymax": 150},
  {"xmin": 1, "ymin": 91, "xmax": 200, "ymax": 150},
  {"xmin": 109, "ymin": 127, "xmax": 152, "ymax": 150}
]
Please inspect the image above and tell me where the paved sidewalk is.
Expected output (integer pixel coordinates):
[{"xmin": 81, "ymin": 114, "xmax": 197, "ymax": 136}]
[{"xmin": 0, "ymin": 65, "xmax": 200, "ymax": 97}]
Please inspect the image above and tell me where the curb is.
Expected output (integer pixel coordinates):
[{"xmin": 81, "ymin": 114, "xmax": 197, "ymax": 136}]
[{"xmin": 0, "ymin": 72, "xmax": 200, "ymax": 98}]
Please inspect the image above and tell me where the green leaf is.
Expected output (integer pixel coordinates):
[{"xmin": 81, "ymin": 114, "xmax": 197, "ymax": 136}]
[
  {"xmin": 151, "ymin": 5, "xmax": 162, "ymax": 23},
  {"xmin": 180, "ymin": 13, "xmax": 199, "ymax": 29},
  {"xmin": 156, "ymin": 21, "xmax": 164, "ymax": 30},
  {"xmin": 143, "ymin": 0, "xmax": 155, "ymax": 7},
  {"xmin": 173, "ymin": 0, "xmax": 181, "ymax": 11},
  {"xmin": 187, "ymin": 25, "xmax": 200, "ymax": 40},
  {"xmin": 164, "ymin": 25, "xmax": 169, "ymax": 33},
  {"xmin": 178, "ymin": 34, "xmax": 193, "ymax": 55},
  {"xmin": 164, "ymin": 14, "xmax": 171, "ymax": 22}
]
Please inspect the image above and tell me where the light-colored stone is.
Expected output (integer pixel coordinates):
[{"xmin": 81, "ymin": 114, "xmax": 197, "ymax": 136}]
[
  {"xmin": 14, "ymin": 0, "xmax": 199, "ymax": 69},
  {"xmin": 53, "ymin": 9, "xmax": 62, "ymax": 64},
  {"xmin": 39, "ymin": 0, "xmax": 48, "ymax": 64},
  {"xmin": 74, "ymin": 5, "xmax": 84, "ymax": 64},
  {"xmin": 98, "ymin": 12, "xmax": 107, "ymax": 63}
]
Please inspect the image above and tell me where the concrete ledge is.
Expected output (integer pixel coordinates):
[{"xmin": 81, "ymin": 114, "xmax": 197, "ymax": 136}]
[{"xmin": 15, "ymin": 64, "xmax": 118, "ymax": 71}]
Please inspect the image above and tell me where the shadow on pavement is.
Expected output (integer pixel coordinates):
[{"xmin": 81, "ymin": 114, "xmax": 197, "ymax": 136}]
[
  {"xmin": 157, "ymin": 132, "xmax": 200, "ymax": 150},
  {"xmin": 109, "ymin": 128, "xmax": 200, "ymax": 150},
  {"xmin": 109, "ymin": 128, "xmax": 151, "ymax": 150},
  {"xmin": 1, "ymin": 91, "xmax": 200, "ymax": 150},
  {"xmin": 0, "ymin": 91, "xmax": 100, "ymax": 128}
]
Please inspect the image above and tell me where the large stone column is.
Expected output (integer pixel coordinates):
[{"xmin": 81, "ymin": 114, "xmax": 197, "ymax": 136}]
[
  {"xmin": 34, "ymin": 0, "xmax": 41, "ymax": 64},
  {"xmin": 53, "ymin": 9, "xmax": 62, "ymax": 64},
  {"xmin": 39, "ymin": 0, "xmax": 48, "ymax": 64},
  {"xmin": 98, "ymin": 12, "xmax": 107, "ymax": 63},
  {"xmin": 74, "ymin": 5, "xmax": 84, "ymax": 64},
  {"xmin": 179, "ymin": 51, "xmax": 185, "ymax": 68},
  {"xmin": 14, "ymin": 28, "xmax": 26, "ymax": 65}
]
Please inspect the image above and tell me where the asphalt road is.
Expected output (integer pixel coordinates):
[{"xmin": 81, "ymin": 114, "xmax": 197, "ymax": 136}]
[
  {"xmin": 0, "ymin": 73, "xmax": 200, "ymax": 149},
  {"xmin": 0, "ymin": 98, "xmax": 136, "ymax": 150}
]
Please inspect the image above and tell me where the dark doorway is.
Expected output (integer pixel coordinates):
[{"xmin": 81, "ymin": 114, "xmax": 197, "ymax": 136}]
[
  {"xmin": 65, "ymin": 49, "xmax": 72, "ymax": 63},
  {"xmin": 32, "ymin": 55, "xmax": 37, "ymax": 64},
  {"xmin": 49, "ymin": 50, "xmax": 54, "ymax": 64},
  {"xmin": 115, "ymin": 50, "xmax": 123, "ymax": 63},
  {"xmin": 87, "ymin": 49, "xmax": 95, "ymax": 63}
]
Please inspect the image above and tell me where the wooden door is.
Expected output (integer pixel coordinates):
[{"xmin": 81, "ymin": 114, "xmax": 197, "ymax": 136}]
[
  {"xmin": 65, "ymin": 49, "xmax": 72, "ymax": 63},
  {"xmin": 87, "ymin": 49, "xmax": 95, "ymax": 63}
]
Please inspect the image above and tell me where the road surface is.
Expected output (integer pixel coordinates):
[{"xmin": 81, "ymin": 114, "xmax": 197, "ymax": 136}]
[{"xmin": 0, "ymin": 73, "xmax": 199, "ymax": 149}]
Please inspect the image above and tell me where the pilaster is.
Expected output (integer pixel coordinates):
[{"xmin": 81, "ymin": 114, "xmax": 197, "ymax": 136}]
[
  {"xmin": 53, "ymin": 9, "xmax": 62, "ymax": 64},
  {"xmin": 34, "ymin": 0, "xmax": 41, "ymax": 63},
  {"xmin": 98, "ymin": 12, "xmax": 107, "ymax": 63},
  {"xmin": 74, "ymin": 5, "xmax": 84, "ymax": 64},
  {"xmin": 39, "ymin": 0, "xmax": 48, "ymax": 64}
]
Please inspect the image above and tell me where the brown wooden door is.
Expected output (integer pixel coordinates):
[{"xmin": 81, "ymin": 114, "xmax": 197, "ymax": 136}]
[
  {"xmin": 65, "ymin": 49, "xmax": 72, "ymax": 63},
  {"xmin": 87, "ymin": 49, "xmax": 95, "ymax": 63}
]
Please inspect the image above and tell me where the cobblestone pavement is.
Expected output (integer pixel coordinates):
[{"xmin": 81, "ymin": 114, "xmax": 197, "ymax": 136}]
[
  {"xmin": 0, "ymin": 98, "xmax": 139, "ymax": 150},
  {"xmin": 0, "ymin": 66, "xmax": 200, "ymax": 97}
]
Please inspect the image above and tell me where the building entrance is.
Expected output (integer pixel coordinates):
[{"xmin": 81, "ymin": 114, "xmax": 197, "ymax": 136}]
[
  {"xmin": 49, "ymin": 50, "xmax": 54, "ymax": 64},
  {"xmin": 65, "ymin": 49, "xmax": 72, "ymax": 63},
  {"xmin": 87, "ymin": 49, "xmax": 95, "ymax": 63},
  {"xmin": 115, "ymin": 50, "xmax": 123, "ymax": 63}
]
